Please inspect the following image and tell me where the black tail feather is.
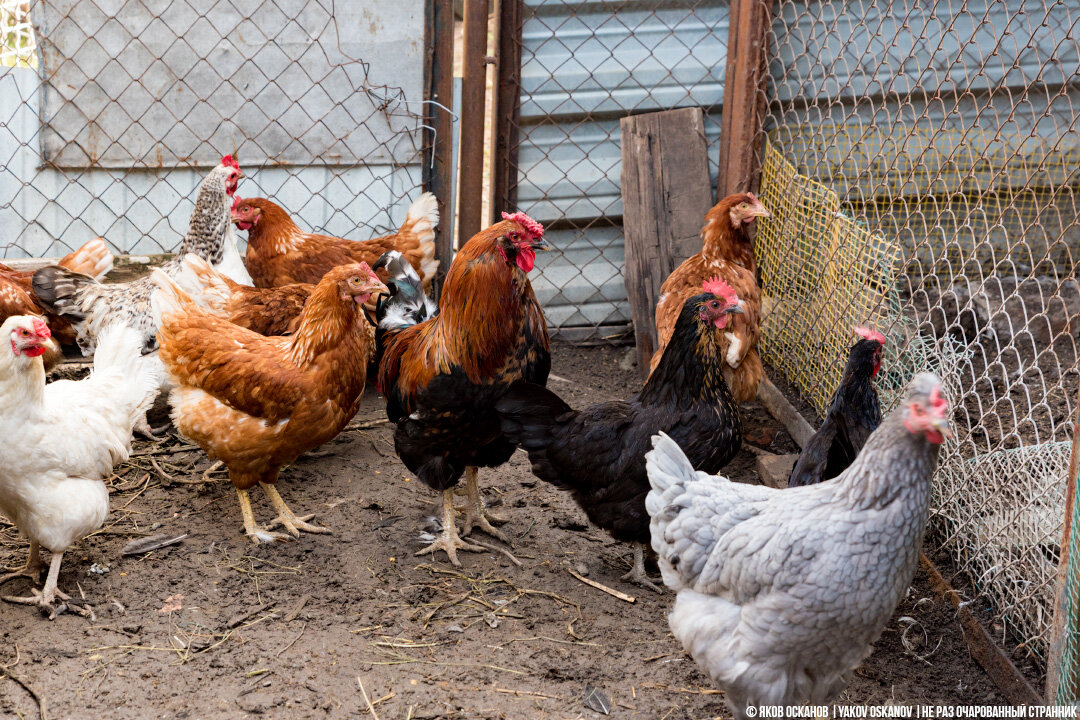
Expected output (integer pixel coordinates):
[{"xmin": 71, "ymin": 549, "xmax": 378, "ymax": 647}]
[{"xmin": 32, "ymin": 265, "xmax": 93, "ymax": 319}]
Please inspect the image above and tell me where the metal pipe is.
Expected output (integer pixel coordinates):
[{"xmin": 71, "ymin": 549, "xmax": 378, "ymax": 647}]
[
  {"xmin": 423, "ymin": 0, "xmax": 455, "ymax": 291},
  {"xmin": 457, "ymin": 0, "xmax": 490, "ymax": 246}
]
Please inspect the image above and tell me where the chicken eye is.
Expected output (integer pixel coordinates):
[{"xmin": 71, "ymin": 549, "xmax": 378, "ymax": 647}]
[{"xmin": 710, "ymin": 301, "xmax": 719, "ymax": 308}]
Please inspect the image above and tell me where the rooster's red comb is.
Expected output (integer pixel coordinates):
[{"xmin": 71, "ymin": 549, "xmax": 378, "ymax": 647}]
[
  {"xmin": 854, "ymin": 326, "xmax": 886, "ymax": 345},
  {"xmin": 501, "ymin": 211, "xmax": 544, "ymax": 238},
  {"xmin": 702, "ymin": 276, "xmax": 738, "ymax": 305},
  {"xmin": 221, "ymin": 154, "xmax": 240, "ymax": 169}
]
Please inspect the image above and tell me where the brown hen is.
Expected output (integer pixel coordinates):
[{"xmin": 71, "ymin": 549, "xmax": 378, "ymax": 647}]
[
  {"xmin": 152, "ymin": 262, "xmax": 387, "ymax": 543},
  {"xmin": 650, "ymin": 192, "xmax": 770, "ymax": 403},
  {"xmin": 235, "ymin": 193, "xmax": 439, "ymax": 290}
]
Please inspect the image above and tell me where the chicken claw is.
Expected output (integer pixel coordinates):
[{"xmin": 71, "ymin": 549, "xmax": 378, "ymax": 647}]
[
  {"xmin": 459, "ymin": 467, "xmax": 511, "ymax": 543},
  {"xmin": 237, "ymin": 488, "xmax": 294, "ymax": 543},
  {"xmin": 0, "ymin": 542, "xmax": 42, "ymax": 585},
  {"xmin": 261, "ymin": 483, "xmax": 331, "ymax": 537},
  {"xmin": 620, "ymin": 542, "xmax": 664, "ymax": 594},
  {"xmin": 416, "ymin": 489, "xmax": 487, "ymax": 567},
  {"xmin": 2, "ymin": 552, "xmax": 91, "ymax": 619}
]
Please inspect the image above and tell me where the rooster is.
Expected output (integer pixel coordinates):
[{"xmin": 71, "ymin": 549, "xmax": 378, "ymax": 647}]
[
  {"xmin": 377, "ymin": 212, "xmax": 550, "ymax": 566},
  {"xmin": 0, "ymin": 317, "xmax": 159, "ymax": 616},
  {"xmin": 789, "ymin": 326, "xmax": 886, "ymax": 488},
  {"xmin": 32, "ymin": 156, "xmax": 248, "ymax": 355},
  {"xmin": 651, "ymin": 192, "xmax": 770, "ymax": 402},
  {"xmin": 645, "ymin": 372, "xmax": 951, "ymax": 718},
  {"xmin": 234, "ymin": 193, "xmax": 439, "ymax": 290},
  {"xmin": 497, "ymin": 278, "xmax": 744, "ymax": 591},
  {"xmin": 152, "ymin": 263, "xmax": 387, "ymax": 542},
  {"xmin": 0, "ymin": 238, "xmax": 113, "ymax": 368}
]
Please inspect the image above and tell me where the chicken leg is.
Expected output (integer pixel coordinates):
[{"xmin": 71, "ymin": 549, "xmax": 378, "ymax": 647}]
[
  {"xmin": 3, "ymin": 550, "xmax": 90, "ymax": 617},
  {"xmin": 416, "ymin": 488, "xmax": 486, "ymax": 567},
  {"xmin": 0, "ymin": 541, "xmax": 41, "ymax": 585},
  {"xmin": 237, "ymin": 487, "xmax": 293, "ymax": 543},
  {"xmin": 620, "ymin": 542, "xmax": 663, "ymax": 593},
  {"xmin": 459, "ymin": 466, "xmax": 510, "ymax": 543},
  {"xmin": 262, "ymin": 482, "xmax": 330, "ymax": 537}
]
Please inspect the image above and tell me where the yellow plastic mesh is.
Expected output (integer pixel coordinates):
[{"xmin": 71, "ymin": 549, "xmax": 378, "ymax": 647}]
[{"xmin": 757, "ymin": 141, "xmax": 899, "ymax": 416}]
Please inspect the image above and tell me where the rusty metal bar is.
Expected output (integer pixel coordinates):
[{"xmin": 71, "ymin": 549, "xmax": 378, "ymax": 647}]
[
  {"xmin": 1047, "ymin": 383, "xmax": 1080, "ymax": 702},
  {"xmin": 716, "ymin": 0, "xmax": 772, "ymax": 198},
  {"xmin": 492, "ymin": 0, "xmax": 524, "ymax": 221},
  {"xmin": 423, "ymin": 0, "xmax": 456, "ymax": 290},
  {"xmin": 457, "ymin": 0, "xmax": 490, "ymax": 246}
]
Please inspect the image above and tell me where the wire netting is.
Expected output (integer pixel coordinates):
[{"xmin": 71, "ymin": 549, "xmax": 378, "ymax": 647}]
[
  {"xmin": 753, "ymin": 0, "xmax": 1080, "ymax": 676},
  {"xmin": 0, "ymin": 0, "xmax": 427, "ymax": 261},
  {"xmin": 508, "ymin": 0, "xmax": 725, "ymax": 340}
]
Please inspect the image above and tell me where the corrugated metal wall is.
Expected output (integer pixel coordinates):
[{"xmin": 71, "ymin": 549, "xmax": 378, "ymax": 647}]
[{"xmin": 514, "ymin": 0, "xmax": 728, "ymax": 340}]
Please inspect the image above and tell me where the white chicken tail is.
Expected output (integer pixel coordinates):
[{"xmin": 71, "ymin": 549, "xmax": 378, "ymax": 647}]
[
  {"xmin": 172, "ymin": 255, "xmax": 232, "ymax": 314},
  {"xmin": 89, "ymin": 323, "xmax": 163, "ymax": 429},
  {"xmin": 644, "ymin": 432, "xmax": 699, "ymax": 515},
  {"xmin": 401, "ymin": 192, "xmax": 440, "ymax": 285},
  {"xmin": 150, "ymin": 268, "xmax": 195, "ymax": 324}
]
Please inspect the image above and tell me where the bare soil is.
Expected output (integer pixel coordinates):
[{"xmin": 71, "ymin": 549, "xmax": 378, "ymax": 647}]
[{"xmin": 0, "ymin": 343, "xmax": 1012, "ymax": 719}]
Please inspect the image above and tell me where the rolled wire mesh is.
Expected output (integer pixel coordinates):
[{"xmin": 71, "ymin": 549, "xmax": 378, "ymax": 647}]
[
  {"xmin": 754, "ymin": 0, "xmax": 1080, "ymax": 672},
  {"xmin": 510, "ymin": 0, "xmax": 725, "ymax": 340},
  {"xmin": 0, "ymin": 0, "xmax": 426, "ymax": 262}
]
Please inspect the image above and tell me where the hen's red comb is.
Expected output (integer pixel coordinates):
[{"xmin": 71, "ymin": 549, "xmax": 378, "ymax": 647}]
[
  {"xmin": 221, "ymin": 154, "xmax": 240, "ymax": 169},
  {"xmin": 501, "ymin": 211, "xmax": 544, "ymax": 238},
  {"xmin": 854, "ymin": 326, "xmax": 886, "ymax": 345},
  {"xmin": 231, "ymin": 194, "xmax": 244, "ymax": 210},
  {"xmin": 31, "ymin": 317, "xmax": 51, "ymax": 340},
  {"xmin": 702, "ymin": 276, "xmax": 738, "ymax": 304},
  {"xmin": 929, "ymin": 384, "xmax": 948, "ymax": 412}
]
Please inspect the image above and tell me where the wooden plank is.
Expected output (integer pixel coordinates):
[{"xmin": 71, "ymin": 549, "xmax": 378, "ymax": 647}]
[
  {"xmin": 492, "ymin": 0, "xmax": 524, "ymax": 220},
  {"xmin": 716, "ymin": 0, "xmax": 772, "ymax": 198},
  {"xmin": 921, "ymin": 554, "xmax": 1043, "ymax": 706},
  {"xmin": 1046, "ymin": 383, "xmax": 1080, "ymax": 701},
  {"xmin": 456, "ymin": 0, "xmax": 490, "ymax": 247},
  {"xmin": 620, "ymin": 107, "xmax": 712, "ymax": 378},
  {"xmin": 423, "ymin": 0, "xmax": 456, "ymax": 293},
  {"xmin": 756, "ymin": 377, "xmax": 815, "ymax": 449}
]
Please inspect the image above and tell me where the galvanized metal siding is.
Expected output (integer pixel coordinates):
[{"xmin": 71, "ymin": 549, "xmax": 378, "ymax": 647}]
[{"xmin": 515, "ymin": 0, "xmax": 729, "ymax": 338}]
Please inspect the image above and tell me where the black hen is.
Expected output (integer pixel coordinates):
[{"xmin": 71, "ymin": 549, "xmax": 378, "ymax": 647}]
[
  {"xmin": 497, "ymin": 279, "xmax": 744, "ymax": 591},
  {"xmin": 788, "ymin": 327, "xmax": 885, "ymax": 488}
]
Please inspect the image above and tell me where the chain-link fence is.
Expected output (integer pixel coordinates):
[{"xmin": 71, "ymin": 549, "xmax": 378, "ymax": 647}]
[
  {"xmin": 751, "ymin": 0, "xmax": 1080, "ymax": 679},
  {"xmin": 1, "ymin": 0, "xmax": 428, "ymax": 261},
  {"xmin": 502, "ymin": 0, "xmax": 725, "ymax": 341}
]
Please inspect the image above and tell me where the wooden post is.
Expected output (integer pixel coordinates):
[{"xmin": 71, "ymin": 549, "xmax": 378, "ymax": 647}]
[
  {"xmin": 620, "ymin": 107, "xmax": 713, "ymax": 378},
  {"xmin": 492, "ymin": 0, "xmax": 524, "ymax": 221},
  {"xmin": 716, "ymin": 0, "xmax": 772, "ymax": 199},
  {"xmin": 423, "ymin": 0, "xmax": 455, "ymax": 292},
  {"xmin": 457, "ymin": 0, "xmax": 490, "ymax": 248},
  {"xmin": 1047, "ymin": 384, "xmax": 1080, "ymax": 702}
]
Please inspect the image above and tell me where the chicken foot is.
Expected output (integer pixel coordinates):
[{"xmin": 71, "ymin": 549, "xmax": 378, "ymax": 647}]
[
  {"xmin": 458, "ymin": 466, "xmax": 510, "ymax": 543},
  {"xmin": 0, "ymin": 541, "xmax": 42, "ymax": 585},
  {"xmin": 620, "ymin": 542, "xmax": 663, "ymax": 594},
  {"xmin": 3, "ymin": 551, "xmax": 90, "ymax": 618},
  {"xmin": 416, "ymin": 489, "xmax": 486, "ymax": 567},
  {"xmin": 262, "ymin": 483, "xmax": 331, "ymax": 537},
  {"xmin": 237, "ymin": 487, "xmax": 294, "ymax": 543}
]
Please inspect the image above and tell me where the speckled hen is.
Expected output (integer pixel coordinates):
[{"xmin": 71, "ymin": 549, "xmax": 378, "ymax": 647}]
[{"xmin": 645, "ymin": 372, "xmax": 952, "ymax": 718}]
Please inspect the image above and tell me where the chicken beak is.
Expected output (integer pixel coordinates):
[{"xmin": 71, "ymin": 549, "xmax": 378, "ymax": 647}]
[
  {"xmin": 751, "ymin": 203, "xmax": 772, "ymax": 219},
  {"xmin": 930, "ymin": 416, "xmax": 953, "ymax": 440},
  {"xmin": 725, "ymin": 304, "xmax": 746, "ymax": 315},
  {"xmin": 531, "ymin": 237, "xmax": 552, "ymax": 251}
]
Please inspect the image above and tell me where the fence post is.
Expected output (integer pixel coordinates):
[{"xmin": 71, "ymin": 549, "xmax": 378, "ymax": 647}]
[
  {"xmin": 1047, "ymin": 385, "xmax": 1080, "ymax": 702},
  {"xmin": 457, "ymin": 0, "xmax": 490, "ymax": 248},
  {"xmin": 493, "ymin": 0, "xmax": 524, "ymax": 222},
  {"xmin": 423, "ymin": 0, "xmax": 456, "ymax": 291},
  {"xmin": 716, "ymin": 0, "xmax": 772, "ymax": 198}
]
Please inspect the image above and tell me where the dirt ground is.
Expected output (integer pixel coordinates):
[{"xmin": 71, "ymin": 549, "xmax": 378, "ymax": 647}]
[{"xmin": 0, "ymin": 342, "xmax": 1015, "ymax": 719}]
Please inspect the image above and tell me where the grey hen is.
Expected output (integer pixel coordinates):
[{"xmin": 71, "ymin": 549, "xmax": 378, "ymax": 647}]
[
  {"xmin": 644, "ymin": 372, "xmax": 951, "ymax": 719},
  {"xmin": 32, "ymin": 157, "xmax": 246, "ymax": 355}
]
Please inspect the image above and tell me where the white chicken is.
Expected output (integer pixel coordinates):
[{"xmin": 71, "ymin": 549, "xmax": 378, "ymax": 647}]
[
  {"xmin": 0, "ymin": 316, "xmax": 160, "ymax": 616},
  {"xmin": 644, "ymin": 372, "xmax": 952, "ymax": 718}
]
